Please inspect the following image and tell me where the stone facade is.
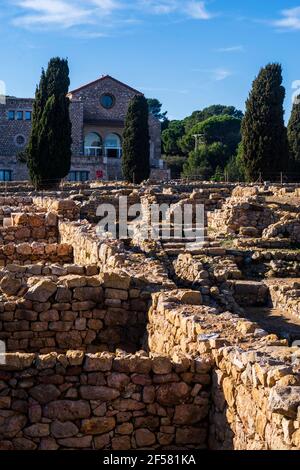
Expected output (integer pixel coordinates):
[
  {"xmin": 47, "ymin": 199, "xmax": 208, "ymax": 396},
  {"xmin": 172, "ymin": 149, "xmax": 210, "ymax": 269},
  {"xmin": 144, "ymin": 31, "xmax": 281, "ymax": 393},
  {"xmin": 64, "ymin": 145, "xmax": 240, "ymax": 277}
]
[{"xmin": 0, "ymin": 76, "xmax": 162, "ymax": 182}]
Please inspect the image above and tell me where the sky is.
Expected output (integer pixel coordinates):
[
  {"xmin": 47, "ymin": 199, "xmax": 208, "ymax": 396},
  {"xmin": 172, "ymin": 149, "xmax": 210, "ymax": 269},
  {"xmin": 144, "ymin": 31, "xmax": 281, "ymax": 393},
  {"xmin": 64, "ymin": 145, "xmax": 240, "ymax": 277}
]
[{"xmin": 1, "ymin": 0, "xmax": 300, "ymax": 121}]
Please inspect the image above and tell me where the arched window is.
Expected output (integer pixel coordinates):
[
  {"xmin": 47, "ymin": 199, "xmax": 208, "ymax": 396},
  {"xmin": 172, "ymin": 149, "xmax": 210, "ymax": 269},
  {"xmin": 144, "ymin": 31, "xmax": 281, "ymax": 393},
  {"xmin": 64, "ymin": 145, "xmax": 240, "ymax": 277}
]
[
  {"xmin": 104, "ymin": 133, "xmax": 122, "ymax": 158},
  {"xmin": 84, "ymin": 132, "xmax": 102, "ymax": 157}
]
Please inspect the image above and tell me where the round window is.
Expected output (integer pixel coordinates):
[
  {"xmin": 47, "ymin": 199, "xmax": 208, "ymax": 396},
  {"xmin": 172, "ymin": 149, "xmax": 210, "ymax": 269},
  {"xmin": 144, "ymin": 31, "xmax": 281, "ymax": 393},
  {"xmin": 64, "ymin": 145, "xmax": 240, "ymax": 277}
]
[
  {"xmin": 100, "ymin": 94, "xmax": 115, "ymax": 109},
  {"xmin": 15, "ymin": 135, "xmax": 26, "ymax": 147}
]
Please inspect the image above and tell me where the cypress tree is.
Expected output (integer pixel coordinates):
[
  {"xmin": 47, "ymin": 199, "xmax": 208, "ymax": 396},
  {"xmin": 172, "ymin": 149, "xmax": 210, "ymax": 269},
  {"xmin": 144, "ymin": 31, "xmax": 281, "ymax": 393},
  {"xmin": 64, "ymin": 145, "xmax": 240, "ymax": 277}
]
[
  {"xmin": 27, "ymin": 58, "xmax": 72, "ymax": 189},
  {"xmin": 288, "ymin": 95, "xmax": 300, "ymax": 172},
  {"xmin": 122, "ymin": 95, "xmax": 150, "ymax": 183},
  {"xmin": 241, "ymin": 63, "xmax": 288, "ymax": 181}
]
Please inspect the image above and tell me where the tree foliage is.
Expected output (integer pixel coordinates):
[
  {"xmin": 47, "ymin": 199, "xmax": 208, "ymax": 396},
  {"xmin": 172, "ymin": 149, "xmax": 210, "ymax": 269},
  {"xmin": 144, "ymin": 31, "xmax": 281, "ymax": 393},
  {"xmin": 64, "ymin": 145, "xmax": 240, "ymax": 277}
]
[
  {"xmin": 241, "ymin": 63, "xmax": 288, "ymax": 181},
  {"xmin": 183, "ymin": 142, "xmax": 229, "ymax": 179},
  {"xmin": 180, "ymin": 114, "xmax": 241, "ymax": 156},
  {"xmin": 183, "ymin": 105, "xmax": 243, "ymax": 132},
  {"xmin": 287, "ymin": 95, "xmax": 300, "ymax": 171},
  {"xmin": 161, "ymin": 120, "xmax": 185, "ymax": 156},
  {"xmin": 26, "ymin": 57, "xmax": 72, "ymax": 189},
  {"xmin": 147, "ymin": 98, "xmax": 168, "ymax": 123},
  {"xmin": 224, "ymin": 143, "xmax": 245, "ymax": 182},
  {"xmin": 122, "ymin": 95, "xmax": 150, "ymax": 184}
]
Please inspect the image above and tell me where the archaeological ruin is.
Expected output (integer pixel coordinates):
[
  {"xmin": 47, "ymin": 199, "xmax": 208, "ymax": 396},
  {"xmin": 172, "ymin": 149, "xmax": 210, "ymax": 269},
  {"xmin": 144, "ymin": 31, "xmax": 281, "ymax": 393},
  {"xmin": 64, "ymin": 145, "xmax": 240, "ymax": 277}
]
[{"xmin": 1, "ymin": 180, "xmax": 300, "ymax": 451}]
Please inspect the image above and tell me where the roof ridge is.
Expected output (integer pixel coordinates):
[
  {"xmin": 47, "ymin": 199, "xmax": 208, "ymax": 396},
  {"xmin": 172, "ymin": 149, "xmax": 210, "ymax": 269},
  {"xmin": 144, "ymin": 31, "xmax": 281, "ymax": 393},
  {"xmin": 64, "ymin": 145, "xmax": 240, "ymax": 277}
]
[{"xmin": 68, "ymin": 74, "xmax": 143, "ymax": 96}]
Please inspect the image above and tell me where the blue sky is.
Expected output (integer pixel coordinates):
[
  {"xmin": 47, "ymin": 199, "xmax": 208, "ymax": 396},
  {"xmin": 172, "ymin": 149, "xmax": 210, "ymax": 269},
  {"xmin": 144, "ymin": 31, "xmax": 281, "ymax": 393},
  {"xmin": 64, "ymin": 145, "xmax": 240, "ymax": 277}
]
[{"xmin": 1, "ymin": 1, "xmax": 300, "ymax": 120}]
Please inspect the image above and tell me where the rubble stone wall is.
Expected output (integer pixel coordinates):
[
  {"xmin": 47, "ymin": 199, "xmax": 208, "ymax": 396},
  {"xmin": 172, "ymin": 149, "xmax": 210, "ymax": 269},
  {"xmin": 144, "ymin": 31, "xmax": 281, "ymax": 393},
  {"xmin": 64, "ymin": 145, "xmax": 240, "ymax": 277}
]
[
  {"xmin": 0, "ymin": 352, "xmax": 208, "ymax": 450},
  {"xmin": 208, "ymin": 197, "xmax": 278, "ymax": 236},
  {"xmin": 0, "ymin": 274, "xmax": 149, "ymax": 353},
  {"xmin": 267, "ymin": 280, "xmax": 300, "ymax": 320},
  {"xmin": 0, "ymin": 243, "xmax": 73, "ymax": 267},
  {"xmin": 0, "ymin": 213, "xmax": 58, "ymax": 245},
  {"xmin": 147, "ymin": 291, "xmax": 300, "ymax": 450},
  {"xmin": 33, "ymin": 197, "xmax": 80, "ymax": 221}
]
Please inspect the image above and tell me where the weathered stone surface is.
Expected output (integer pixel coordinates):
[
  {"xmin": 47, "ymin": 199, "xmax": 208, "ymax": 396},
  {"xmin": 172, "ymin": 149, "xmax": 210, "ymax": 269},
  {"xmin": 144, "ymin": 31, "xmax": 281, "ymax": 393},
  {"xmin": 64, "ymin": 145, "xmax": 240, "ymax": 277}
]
[
  {"xmin": 84, "ymin": 353, "xmax": 113, "ymax": 372},
  {"xmin": 44, "ymin": 400, "xmax": 91, "ymax": 421},
  {"xmin": 50, "ymin": 421, "xmax": 79, "ymax": 439},
  {"xmin": 111, "ymin": 435, "xmax": 131, "ymax": 450},
  {"xmin": 29, "ymin": 384, "xmax": 60, "ymax": 404},
  {"xmin": 81, "ymin": 417, "xmax": 116, "ymax": 435},
  {"xmin": 156, "ymin": 382, "xmax": 190, "ymax": 406},
  {"xmin": 173, "ymin": 404, "xmax": 209, "ymax": 424},
  {"xmin": 80, "ymin": 386, "xmax": 120, "ymax": 401},
  {"xmin": 0, "ymin": 275, "xmax": 22, "ymax": 296},
  {"xmin": 24, "ymin": 424, "xmax": 49, "ymax": 438},
  {"xmin": 13, "ymin": 437, "xmax": 37, "ymax": 450},
  {"xmin": 58, "ymin": 436, "xmax": 92, "ymax": 448},
  {"xmin": 107, "ymin": 373, "xmax": 130, "ymax": 390},
  {"xmin": 66, "ymin": 350, "xmax": 85, "ymax": 366},
  {"xmin": 25, "ymin": 280, "xmax": 57, "ymax": 302},
  {"xmin": 0, "ymin": 414, "xmax": 27, "ymax": 438},
  {"xmin": 269, "ymin": 386, "xmax": 300, "ymax": 418},
  {"xmin": 152, "ymin": 356, "xmax": 172, "ymax": 375},
  {"xmin": 176, "ymin": 427, "xmax": 207, "ymax": 445},
  {"xmin": 135, "ymin": 428, "xmax": 156, "ymax": 447}
]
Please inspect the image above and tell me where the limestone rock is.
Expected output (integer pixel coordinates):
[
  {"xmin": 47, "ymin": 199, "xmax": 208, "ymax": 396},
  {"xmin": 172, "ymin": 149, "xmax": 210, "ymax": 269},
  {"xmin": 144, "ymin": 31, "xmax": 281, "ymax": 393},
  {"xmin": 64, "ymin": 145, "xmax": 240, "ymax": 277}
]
[
  {"xmin": 25, "ymin": 280, "xmax": 57, "ymax": 302},
  {"xmin": 269, "ymin": 386, "xmax": 300, "ymax": 418},
  {"xmin": 0, "ymin": 275, "xmax": 22, "ymax": 296}
]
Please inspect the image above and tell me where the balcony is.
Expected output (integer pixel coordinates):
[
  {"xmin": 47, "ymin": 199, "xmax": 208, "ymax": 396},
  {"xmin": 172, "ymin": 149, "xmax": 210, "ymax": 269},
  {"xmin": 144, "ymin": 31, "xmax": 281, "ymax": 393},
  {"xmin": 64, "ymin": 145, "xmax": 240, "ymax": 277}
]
[{"xmin": 84, "ymin": 146, "xmax": 102, "ymax": 157}]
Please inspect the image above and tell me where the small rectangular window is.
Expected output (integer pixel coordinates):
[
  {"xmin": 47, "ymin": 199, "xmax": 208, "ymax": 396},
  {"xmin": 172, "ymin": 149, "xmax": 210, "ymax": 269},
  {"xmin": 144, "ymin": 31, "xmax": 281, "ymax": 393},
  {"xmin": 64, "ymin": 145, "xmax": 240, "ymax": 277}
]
[
  {"xmin": 0, "ymin": 170, "xmax": 12, "ymax": 181},
  {"xmin": 16, "ymin": 111, "xmax": 23, "ymax": 121},
  {"xmin": 8, "ymin": 111, "xmax": 15, "ymax": 120},
  {"xmin": 68, "ymin": 171, "xmax": 90, "ymax": 182},
  {"xmin": 25, "ymin": 111, "xmax": 32, "ymax": 121}
]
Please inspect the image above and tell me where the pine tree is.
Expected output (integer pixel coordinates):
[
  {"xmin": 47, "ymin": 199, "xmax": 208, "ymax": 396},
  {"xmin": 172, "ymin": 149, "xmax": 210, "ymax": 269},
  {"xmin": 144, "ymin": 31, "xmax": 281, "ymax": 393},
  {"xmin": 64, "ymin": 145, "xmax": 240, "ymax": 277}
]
[
  {"xmin": 288, "ymin": 95, "xmax": 300, "ymax": 172},
  {"xmin": 27, "ymin": 58, "xmax": 72, "ymax": 189},
  {"xmin": 122, "ymin": 95, "xmax": 150, "ymax": 183},
  {"xmin": 241, "ymin": 63, "xmax": 288, "ymax": 181}
]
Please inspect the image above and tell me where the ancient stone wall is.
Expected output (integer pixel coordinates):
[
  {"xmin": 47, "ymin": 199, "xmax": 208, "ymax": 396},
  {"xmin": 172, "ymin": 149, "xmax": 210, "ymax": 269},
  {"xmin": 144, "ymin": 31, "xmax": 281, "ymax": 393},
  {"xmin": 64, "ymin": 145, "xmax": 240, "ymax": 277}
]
[
  {"xmin": 208, "ymin": 196, "xmax": 278, "ymax": 236},
  {"xmin": 0, "ymin": 273, "xmax": 149, "ymax": 353},
  {"xmin": 0, "ymin": 242, "xmax": 73, "ymax": 267},
  {"xmin": 147, "ymin": 291, "xmax": 300, "ymax": 450},
  {"xmin": 0, "ymin": 352, "xmax": 208, "ymax": 450},
  {"xmin": 32, "ymin": 198, "xmax": 80, "ymax": 221}
]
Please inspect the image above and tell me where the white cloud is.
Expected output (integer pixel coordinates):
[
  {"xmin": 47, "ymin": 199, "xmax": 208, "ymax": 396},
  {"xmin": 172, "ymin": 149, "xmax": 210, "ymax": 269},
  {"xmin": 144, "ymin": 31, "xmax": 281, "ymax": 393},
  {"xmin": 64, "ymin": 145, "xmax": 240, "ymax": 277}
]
[
  {"xmin": 140, "ymin": 0, "xmax": 213, "ymax": 19},
  {"xmin": 213, "ymin": 68, "xmax": 232, "ymax": 81},
  {"xmin": 193, "ymin": 67, "xmax": 233, "ymax": 81},
  {"xmin": 10, "ymin": 0, "xmax": 214, "ymax": 32},
  {"xmin": 216, "ymin": 45, "xmax": 244, "ymax": 53},
  {"xmin": 13, "ymin": 0, "xmax": 92, "ymax": 28},
  {"xmin": 273, "ymin": 7, "xmax": 300, "ymax": 31},
  {"xmin": 140, "ymin": 0, "xmax": 178, "ymax": 15},
  {"xmin": 184, "ymin": 1, "xmax": 212, "ymax": 20}
]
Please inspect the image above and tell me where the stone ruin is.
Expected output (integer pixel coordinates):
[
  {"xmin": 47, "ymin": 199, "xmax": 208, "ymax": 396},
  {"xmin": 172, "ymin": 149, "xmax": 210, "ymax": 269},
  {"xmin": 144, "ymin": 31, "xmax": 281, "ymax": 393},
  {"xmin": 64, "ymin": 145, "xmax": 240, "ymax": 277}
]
[{"xmin": 0, "ymin": 181, "xmax": 300, "ymax": 450}]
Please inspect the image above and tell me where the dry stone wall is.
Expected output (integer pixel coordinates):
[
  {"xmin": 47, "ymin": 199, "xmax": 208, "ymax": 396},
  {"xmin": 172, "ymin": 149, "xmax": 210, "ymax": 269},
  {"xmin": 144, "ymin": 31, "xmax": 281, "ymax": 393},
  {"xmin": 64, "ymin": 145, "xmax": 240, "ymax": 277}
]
[
  {"xmin": 0, "ymin": 243, "xmax": 73, "ymax": 267},
  {"xmin": 0, "ymin": 352, "xmax": 208, "ymax": 450},
  {"xmin": 147, "ymin": 291, "xmax": 300, "ymax": 450},
  {"xmin": 0, "ymin": 273, "xmax": 150, "ymax": 354}
]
